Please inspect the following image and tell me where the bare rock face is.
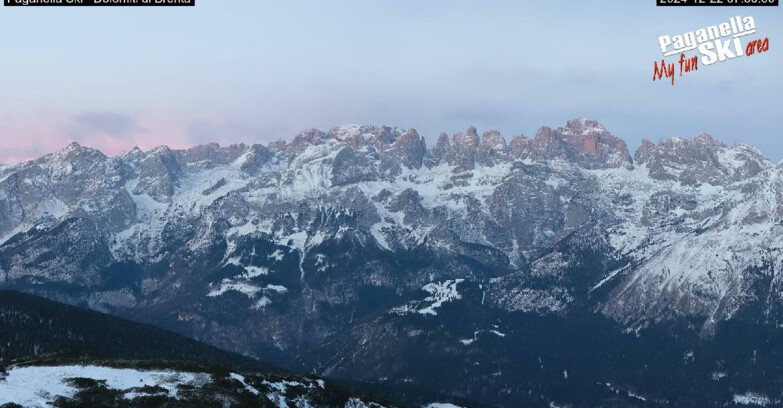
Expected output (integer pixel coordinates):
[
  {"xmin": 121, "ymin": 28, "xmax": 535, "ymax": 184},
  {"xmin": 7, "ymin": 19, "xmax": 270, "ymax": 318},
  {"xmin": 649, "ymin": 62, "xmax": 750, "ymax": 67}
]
[
  {"xmin": 510, "ymin": 119, "xmax": 632, "ymax": 169},
  {"xmin": 327, "ymin": 125, "xmax": 366, "ymax": 150},
  {"xmin": 0, "ymin": 217, "xmax": 112, "ymax": 287},
  {"xmin": 238, "ymin": 144, "xmax": 273, "ymax": 174},
  {"xmin": 728, "ymin": 142, "xmax": 768, "ymax": 181},
  {"xmin": 509, "ymin": 134, "xmax": 531, "ymax": 159},
  {"xmin": 525, "ymin": 126, "xmax": 569, "ymax": 162},
  {"xmin": 290, "ymin": 129, "xmax": 329, "ymax": 152},
  {"xmin": 650, "ymin": 134, "xmax": 726, "ymax": 185},
  {"xmin": 327, "ymin": 125, "xmax": 400, "ymax": 152},
  {"xmin": 177, "ymin": 143, "xmax": 247, "ymax": 168},
  {"xmin": 299, "ymin": 125, "xmax": 427, "ymax": 175},
  {"xmin": 428, "ymin": 132, "xmax": 452, "ymax": 166},
  {"xmin": 386, "ymin": 128, "xmax": 427, "ymax": 170},
  {"xmin": 557, "ymin": 118, "xmax": 633, "ymax": 169},
  {"xmin": 477, "ymin": 130, "xmax": 510, "ymax": 166},
  {"xmin": 431, "ymin": 127, "xmax": 513, "ymax": 170},
  {"xmin": 449, "ymin": 126, "xmax": 481, "ymax": 171},
  {"xmin": 332, "ymin": 146, "xmax": 378, "ymax": 186},
  {"xmin": 133, "ymin": 146, "xmax": 182, "ymax": 202},
  {"xmin": 634, "ymin": 138, "xmax": 656, "ymax": 164}
]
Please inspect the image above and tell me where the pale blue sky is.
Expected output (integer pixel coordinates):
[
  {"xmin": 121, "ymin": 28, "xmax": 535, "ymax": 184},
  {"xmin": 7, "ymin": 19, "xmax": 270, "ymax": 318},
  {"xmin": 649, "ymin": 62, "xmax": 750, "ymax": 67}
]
[{"xmin": 0, "ymin": 1, "xmax": 781, "ymax": 163}]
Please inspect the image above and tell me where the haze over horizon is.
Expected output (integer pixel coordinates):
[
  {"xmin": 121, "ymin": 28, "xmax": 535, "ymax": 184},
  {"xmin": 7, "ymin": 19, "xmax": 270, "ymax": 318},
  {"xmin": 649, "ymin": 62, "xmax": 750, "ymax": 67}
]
[{"xmin": 1, "ymin": 0, "xmax": 781, "ymax": 163}]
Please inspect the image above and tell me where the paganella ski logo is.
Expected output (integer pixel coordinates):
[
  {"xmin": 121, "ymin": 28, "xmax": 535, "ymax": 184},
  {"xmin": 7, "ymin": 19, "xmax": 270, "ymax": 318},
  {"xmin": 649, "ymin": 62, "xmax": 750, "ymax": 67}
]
[{"xmin": 653, "ymin": 16, "xmax": 769, "ymax": 85}]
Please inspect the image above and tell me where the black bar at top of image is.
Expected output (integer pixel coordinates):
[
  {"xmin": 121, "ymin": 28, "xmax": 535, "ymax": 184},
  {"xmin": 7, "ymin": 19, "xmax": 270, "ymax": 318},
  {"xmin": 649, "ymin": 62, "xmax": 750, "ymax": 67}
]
[
  {"xmin": 657, "ymin": 0, "xmax": 777, "ymax": 5},
  {"xmin": 5, "ymin": 0, "xmax": 194, "ymax": 6}
]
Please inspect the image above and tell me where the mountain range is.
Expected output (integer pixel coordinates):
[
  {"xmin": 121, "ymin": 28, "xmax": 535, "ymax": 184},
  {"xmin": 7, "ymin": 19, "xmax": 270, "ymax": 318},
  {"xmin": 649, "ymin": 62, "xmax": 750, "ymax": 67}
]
[{"xmin": 1, "ymin": 118, "xmax": 782, "ymax": 407}]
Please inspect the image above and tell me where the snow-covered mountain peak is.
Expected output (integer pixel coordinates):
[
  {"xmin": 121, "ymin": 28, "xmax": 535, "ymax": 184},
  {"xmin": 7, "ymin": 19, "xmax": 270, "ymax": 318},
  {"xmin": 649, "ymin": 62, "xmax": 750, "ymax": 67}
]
[
  {"xmin": 692, "ymin": 132, "xmax": 725, "ymax": 147},
  {"xmin": 562, "ymin": 117, "xmax": 608, "ymax": 135},
  {"xmin": 48, "ymin": 141, "xmax": 106, "ymax": 164}
]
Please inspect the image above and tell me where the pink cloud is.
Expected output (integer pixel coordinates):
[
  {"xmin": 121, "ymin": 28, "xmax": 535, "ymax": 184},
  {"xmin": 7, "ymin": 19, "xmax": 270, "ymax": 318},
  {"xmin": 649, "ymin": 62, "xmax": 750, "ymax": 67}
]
[
  {"xmin": 0, "ymin": 114, "xmax": 73, "ymax": 164},
  {"xmin": 0, "ymin": 111, "xmax": 294, "ymax": 165},
  {"xmin": 71, "ymin": 116, "xmax": 193, "ymax": 155},
  {"xmin": 1, "ymin": 113, "xmax": 205, "ymax": 164}
]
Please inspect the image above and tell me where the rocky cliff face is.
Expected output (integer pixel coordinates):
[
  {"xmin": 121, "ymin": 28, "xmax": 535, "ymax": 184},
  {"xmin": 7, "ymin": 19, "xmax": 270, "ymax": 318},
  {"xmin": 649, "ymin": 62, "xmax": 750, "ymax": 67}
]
[
  {"xmin": 507, "ymin": 118, "xmax": 632, "ymax": 170},
  {"xmin": 1, "ymin": 118, "xmax": 782, "ymax": 407}
]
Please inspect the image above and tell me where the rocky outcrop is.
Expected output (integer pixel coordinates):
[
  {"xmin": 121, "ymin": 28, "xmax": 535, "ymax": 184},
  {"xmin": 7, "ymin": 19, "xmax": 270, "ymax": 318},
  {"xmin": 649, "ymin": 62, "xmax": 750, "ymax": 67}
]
[
  {"xmin": 523, "ymin": 126, "xmax": 569, "ymax": 162},
  {"xmin": 558, "ymin": 118, "xmax": 632, "ymax": 169},
  {"xmin": 238, "ymin": 144, "xmax": 274, "ymax": 174},
  {"xmin": 448, "ymin": 126, "xmax": 481, "ymax": 172},
  {"xmin": 477, "ymin": 130, "xmax": 510, "ymax": 166},
  {"xmin": 508, "ymin": 119, "xmax": 632, "ymax": 169},
  {"xmin": 384, "ymin": 129, "xmax": 427, "ymax": 171},
  {"xmin": 427, "ymin": 133, "xmax": 449, "ymax": 165},
  {"xmin": 289, "ymin": 128, "xmax": 328, "ymax": 152},
  {"xmin": 132, "ymin": 146, "xmax": 182, "ymax": 202},
  {"xmin": 436, "ymin": 126, "xmax": 514, "ymax": 171},
  {"xmin": 634, "ymin": 138, "xmax": 656, "ymax": 164},
  {"xmin": 509, "ymin": 134, "xmax": 530, "ymax": 159},
  {"xmin": 634, "ymin": 133, "xmax": 771, "ymax": 186}
]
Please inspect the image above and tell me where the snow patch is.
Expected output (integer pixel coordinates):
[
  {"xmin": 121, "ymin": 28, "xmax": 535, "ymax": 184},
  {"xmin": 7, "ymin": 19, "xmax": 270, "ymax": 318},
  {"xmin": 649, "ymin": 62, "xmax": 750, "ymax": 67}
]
[
  {"xmin": 229, "ymin": 373, "xmax": 260, "ymax": 395},
  {"xmin": 0, "ymin": 365, "xmax": 209, "ymax": 407},
  {"xmin": 419, "ymin": 279, "xmax": 464, "ymax": 316},
  {"xmin": 733, "ymin": 392, "xmax": 775, "ymax": 406},
  {"xmin": 391, "ymin": 279, "xmax": 465, "ymax": 317}
]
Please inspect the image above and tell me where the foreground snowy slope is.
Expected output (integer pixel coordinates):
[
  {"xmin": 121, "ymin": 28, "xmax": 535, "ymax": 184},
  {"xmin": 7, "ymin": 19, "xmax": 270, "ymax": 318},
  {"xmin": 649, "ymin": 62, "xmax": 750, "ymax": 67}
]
[
  {"xmin": 0, "ymin": 291, "xmax": 429, "ymax": 408},
  {"xmin": 0, "ymin": 365, "xmax": 210, "ymax": 407},
  {"xmin": 0, "ymin": 363, "xmax": 398, "ymax": 408}
]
